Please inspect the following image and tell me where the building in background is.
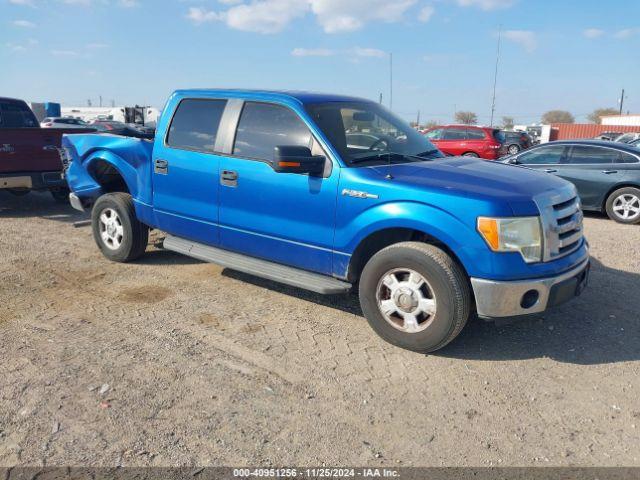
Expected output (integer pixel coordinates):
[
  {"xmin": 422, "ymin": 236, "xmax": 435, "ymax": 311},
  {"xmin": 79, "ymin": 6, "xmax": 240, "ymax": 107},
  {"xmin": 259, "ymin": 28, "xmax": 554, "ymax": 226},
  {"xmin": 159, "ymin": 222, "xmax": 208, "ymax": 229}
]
[
  {"xmin": 600, "ymin": 114, "xmax": 640, "ymax": 127},
  {"xmin": 61, "ymin": 106, "xmax": 160, "ymax": 126}
]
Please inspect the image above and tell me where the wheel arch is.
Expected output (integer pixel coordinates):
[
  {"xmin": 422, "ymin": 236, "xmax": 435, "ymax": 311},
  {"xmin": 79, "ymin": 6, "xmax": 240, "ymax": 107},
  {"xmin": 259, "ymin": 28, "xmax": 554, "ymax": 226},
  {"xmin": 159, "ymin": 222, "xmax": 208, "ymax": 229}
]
[
  {"xmin": 602, "ymin": 182, "xmax": 640, "ymax": 211},
  {"xmin": 346, "ymin": 226, "xmax": 470, "ymax": 284}
]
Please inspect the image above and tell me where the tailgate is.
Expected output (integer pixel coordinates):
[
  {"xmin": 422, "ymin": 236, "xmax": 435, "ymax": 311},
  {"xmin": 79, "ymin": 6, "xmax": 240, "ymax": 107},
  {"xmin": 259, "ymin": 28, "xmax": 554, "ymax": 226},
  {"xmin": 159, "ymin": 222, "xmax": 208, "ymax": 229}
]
[{"xmin": 0, "ymin": 128, "xmax": 78, "ymax": 173}]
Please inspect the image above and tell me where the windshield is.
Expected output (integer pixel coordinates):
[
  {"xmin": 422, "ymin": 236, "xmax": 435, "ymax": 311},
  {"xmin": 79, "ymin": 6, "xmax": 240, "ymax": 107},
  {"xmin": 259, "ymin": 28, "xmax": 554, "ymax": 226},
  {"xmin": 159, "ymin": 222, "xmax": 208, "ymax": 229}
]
[{"xmin": 305, "ymin": 101, "xmax": 443, "ymax": 166}]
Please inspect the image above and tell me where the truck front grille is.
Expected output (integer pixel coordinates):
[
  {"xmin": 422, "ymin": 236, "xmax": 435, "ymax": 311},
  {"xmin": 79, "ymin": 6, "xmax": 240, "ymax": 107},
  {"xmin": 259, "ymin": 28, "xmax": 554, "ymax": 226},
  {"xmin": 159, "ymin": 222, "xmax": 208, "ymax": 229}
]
[{"xmin": 535, "ymin": 184, "xmax": 584, "ymax": 262}]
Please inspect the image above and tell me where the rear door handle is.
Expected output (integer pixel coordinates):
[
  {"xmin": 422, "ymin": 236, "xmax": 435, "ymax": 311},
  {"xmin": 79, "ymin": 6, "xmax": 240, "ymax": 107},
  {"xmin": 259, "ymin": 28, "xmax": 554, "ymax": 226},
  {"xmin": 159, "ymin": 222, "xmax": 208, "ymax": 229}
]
[
  {"xmin": 602, "ymin": 170, "xmax": 618, "ymax": 174},
  {"xmin": 221, "ymin": 170, "xmax": 238, "ymax": 187},
  {"xmin": 43, "ymin": 145, "xmax": 58, "ymax": 151},
  {"xmin": 544, "ymin": 168, "xmax": 557, "ymax": 173},
  {"xmin": 154, "ymin": 159, "xmax": 168, "ymax": 175}
]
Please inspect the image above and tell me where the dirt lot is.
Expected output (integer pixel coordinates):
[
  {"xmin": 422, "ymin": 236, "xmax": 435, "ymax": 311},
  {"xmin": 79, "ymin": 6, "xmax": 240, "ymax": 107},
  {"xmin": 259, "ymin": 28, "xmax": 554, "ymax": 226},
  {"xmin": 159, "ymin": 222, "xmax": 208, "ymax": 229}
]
[{"xmin": 1, "ymin": 191, "xmax": 639, "ymax": 468}]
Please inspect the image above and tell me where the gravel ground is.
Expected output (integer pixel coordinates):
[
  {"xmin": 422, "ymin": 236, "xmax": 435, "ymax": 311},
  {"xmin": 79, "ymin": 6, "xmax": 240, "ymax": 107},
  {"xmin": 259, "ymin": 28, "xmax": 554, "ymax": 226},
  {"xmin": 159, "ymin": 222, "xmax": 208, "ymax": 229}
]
[{"xmin": 0, "ymin": 191, "xmax": 639, "ymax": 468}]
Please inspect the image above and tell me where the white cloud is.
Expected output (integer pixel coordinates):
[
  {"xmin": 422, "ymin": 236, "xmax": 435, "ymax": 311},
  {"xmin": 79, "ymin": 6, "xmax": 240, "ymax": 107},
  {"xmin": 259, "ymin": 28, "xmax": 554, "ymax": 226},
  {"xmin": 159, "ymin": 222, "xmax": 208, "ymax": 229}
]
[
  {"xmin": 583, "ymin": 28, "xmax": 604, "ymax": 38},
  {"xmin": 292, "ymin": 46, "xmax": 387, "ymax": 59},
  {"xmin": 51, "ymin": 49, "xmax": 78, "ymax": 56},
  {"xmin": 502, "ymin": 29, "xmax": 536, "ymax": 52},
  {"xmin": 13, "ymin": 19, "xmax": 36, "ymax": 27},
  {"xmin": 225, "ymin": 0, "xmax": 308, "ymax": 34},
  {"xmin": 614, "ymin": 28, "xmax": 640, "ymax": 39},
  {"xmin": 456, "ymin": 0, "xmax": 514, "ymax": 10},
  {"xmin": 8, "ymin": 0, "xmax": 36, "ymax": 6},
  {"xmin": 185, "ymin": 6, "xmax": 223, "ymax": 24},
  {"xmin": 418, "ymin": 5, "xmax": 434, "ymax": 22},
  {"xmin": 292, "ymin": 47, "xmax": 335, "ymax": 56},
  {"xmin": 186, "ymin": 0, "xmax": 418, "ymax": 34},
  {"xmin": 6, "ymin": 43, "xmax": 27, "ymax": 52},
  {"xmin": 86, "ymin": 42, "xmax": 109, "ymax": 48},
  {"xmin": 351, "ymin": 46, "xmax": 386, "ymax": 57},
  {"xmin": 310, "ymin": 0, "xmax": 416, "ymax": 33},
  {"xmin": 118, "ymin": 0, "xmax": 139, "ymax": 7}
]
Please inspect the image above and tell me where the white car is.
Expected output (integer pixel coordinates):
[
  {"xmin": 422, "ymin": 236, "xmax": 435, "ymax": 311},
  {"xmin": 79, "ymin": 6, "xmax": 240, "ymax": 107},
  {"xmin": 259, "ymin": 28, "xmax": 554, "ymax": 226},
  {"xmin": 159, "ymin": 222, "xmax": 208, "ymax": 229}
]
[
  {"xmin": 41, "ymin": 117, "xmax": 92, "ymax": 129},
  {"xmin": 614, "ymin": 132, "xmax": 640, "ymax": 144}
]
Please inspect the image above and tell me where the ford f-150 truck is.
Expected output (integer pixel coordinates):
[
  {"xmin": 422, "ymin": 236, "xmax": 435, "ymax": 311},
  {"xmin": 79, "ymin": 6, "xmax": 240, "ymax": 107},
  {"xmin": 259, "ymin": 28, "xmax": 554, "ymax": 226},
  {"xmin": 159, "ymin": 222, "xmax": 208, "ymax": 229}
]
[
  {"xmin": 62, "ymin": 90, "xmax": 590, "ymax": 353},
  {"xmin": 0, "ymin": 97, "xmax": 88, "ymax": 201}
]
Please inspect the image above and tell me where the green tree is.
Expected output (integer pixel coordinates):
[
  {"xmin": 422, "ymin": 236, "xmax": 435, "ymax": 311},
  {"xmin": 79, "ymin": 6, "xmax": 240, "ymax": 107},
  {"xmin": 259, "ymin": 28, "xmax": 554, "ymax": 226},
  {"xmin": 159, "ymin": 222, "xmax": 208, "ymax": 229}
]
[
  {"xmin": 541, "ymin": 110, "xmax": 575, "ymax": 124},
  {"xmin": 501, "ymin": 116, "xmax": 515, "ymax": 130},
  {"xmin": 587, "ymin": 108, "xmax": 619, "ymax": 124},
  {"xmin": 455, "ymin": 111, "xmax": 478, "ymax": 125}
]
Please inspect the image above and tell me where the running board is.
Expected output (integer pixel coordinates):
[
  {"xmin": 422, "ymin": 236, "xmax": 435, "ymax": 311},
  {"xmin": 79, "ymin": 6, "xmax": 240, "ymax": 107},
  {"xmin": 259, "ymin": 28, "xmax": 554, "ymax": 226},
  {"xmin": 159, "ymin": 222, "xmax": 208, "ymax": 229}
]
[{"xmin": 163, "ymin": 235, "xmax": 352, "ymax": 295}]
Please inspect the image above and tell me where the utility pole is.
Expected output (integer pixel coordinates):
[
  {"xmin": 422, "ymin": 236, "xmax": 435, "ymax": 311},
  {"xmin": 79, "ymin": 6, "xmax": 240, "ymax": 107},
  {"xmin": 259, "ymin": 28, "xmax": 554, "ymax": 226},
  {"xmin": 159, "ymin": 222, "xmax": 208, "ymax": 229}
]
[
  {"xmin": 416, "ymin": 110, "xmax": 421, "ymax": 127},
  {"xmin": 379, "ymin": 93, "xmax": 383, "ymax": 104},
  {"xmin": 99, "ymin": 95, "xmax": 103, "ymax": 108},
  {"xmin": 619, "ymin": 88, "xmax": 625, "ymax": 115},
  {"xmin": 389, "ymin": 52, "xmax": 393, "ymax": 110},
  {"xmin": 490, "ymin": 25, "xmax": 502, "ymax": 127}
]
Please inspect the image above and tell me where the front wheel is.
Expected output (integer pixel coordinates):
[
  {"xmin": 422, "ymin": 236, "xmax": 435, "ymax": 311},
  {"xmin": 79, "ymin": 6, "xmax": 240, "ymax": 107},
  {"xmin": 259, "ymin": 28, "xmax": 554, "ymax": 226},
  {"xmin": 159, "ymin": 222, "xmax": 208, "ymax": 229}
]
[
  {"xmin": 605, "ymin": 187, "xmax": 640, "ymax": 224},
  {"xmin": 359, "ymin": 242, "xmax": 471, "ymax": 353},
  {"xmin": 462, "ymin": 152, "xmax": 479, "ymax": 158},
  {"xmin": 91, "ymin": 192, "xmax": 149, "ymax": 262}
]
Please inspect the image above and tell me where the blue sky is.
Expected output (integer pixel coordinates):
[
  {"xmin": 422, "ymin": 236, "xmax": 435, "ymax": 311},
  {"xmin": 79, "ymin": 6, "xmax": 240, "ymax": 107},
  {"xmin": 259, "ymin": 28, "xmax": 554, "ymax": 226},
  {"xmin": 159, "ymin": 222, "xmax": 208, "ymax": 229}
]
[{"xmin": 2, "ymin": 0, "xmax": 639, "ymax": 124}]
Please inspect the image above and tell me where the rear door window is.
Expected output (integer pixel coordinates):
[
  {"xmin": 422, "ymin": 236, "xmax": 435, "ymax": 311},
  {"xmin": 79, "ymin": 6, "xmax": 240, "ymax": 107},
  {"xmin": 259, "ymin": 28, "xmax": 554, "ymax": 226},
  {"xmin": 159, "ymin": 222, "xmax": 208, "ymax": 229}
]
[
  {"xmin": 167, "ymin": 98, "xmax": 227, "ymax": 153},
  {"xmin": 233, "ymin": 102, "xmax": 312, "ymax": 161},
  {"xmin": 466, "ymin": 128, "xmax": 486, "ymax": 140},
  {"xmin": 616, "ymin": 152, "xmax": 639, "ymax": 164},
  {"xmin": 518, "ymin": 145, "xmax": 566, "ymax": 165},
  {"xmin": 442, "ymin": 128, "xmax": 467, "ymax": 140},
  {"xmin": 568, "ymin": 146, "xmax": 619, "ymax": 164}
]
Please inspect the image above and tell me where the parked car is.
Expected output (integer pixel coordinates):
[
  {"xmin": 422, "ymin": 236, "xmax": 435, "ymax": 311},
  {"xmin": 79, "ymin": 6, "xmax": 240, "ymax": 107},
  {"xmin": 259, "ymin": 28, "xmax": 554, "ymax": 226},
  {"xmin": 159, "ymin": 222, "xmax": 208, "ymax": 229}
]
[
  {"xmin": 502, "ymin": 140, "xmax": 640, "ymax": 224},
  {"xmin": 614, "ymin": 132, "xmax": 640, "ymax": 144},
  {"xmin": 90, "ymin": 120, "xmax": 155, "ymax": 140},
  {"xmin": 63, "ymin": 89, "xmax": 589, "ymax": 353},
  {"xmin": 423, "ymin": 125, "xmax": 506, "ymax": 159},
  {"xmin": 41, "ymin": 117, "xmax": 92, "ymax": 129},
  {"xmin": 594, "ymin": 131, "xmax": 624, "ymax": 141},
  {"xmin": 502, "ymin": 130, "xmax": 533, "ymax": 155},
  {"xmin": 0, "ymin": 97, "xmax": 92, "ymax": 202}
]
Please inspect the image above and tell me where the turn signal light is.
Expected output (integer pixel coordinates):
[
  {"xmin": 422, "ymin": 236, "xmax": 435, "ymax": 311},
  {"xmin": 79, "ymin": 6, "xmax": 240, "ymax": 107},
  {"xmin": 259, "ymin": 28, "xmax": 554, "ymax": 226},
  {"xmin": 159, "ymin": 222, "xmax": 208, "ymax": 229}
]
[{"xmin": 477, "ymin": 217, "xmax": 500, "ymax": 250}]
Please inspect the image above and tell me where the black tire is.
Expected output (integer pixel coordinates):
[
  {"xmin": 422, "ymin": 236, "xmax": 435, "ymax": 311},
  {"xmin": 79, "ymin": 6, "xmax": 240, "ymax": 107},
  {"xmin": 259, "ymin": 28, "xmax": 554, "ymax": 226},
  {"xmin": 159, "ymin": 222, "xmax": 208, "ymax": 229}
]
[
  {"xmin": 507, "ymin": 144, "xmax": 520, "ymax": 155},
  {"xmin": 605, "ymin": 187, "xmax": 640, "ymax": 224},
  {"xmin": 462, "ymin": 152, "xmax": 479, "ymax": 157},
  {"xmin": 50, "ymin": 187, "xmax": 70, "ymax": 204},
  {"xmin": 358, "ymin": 242, "xmax": 471, "ymax": 353},
  {"xmin": 91, "ymin": 192, "xmax": 148, "ymax": 262}
]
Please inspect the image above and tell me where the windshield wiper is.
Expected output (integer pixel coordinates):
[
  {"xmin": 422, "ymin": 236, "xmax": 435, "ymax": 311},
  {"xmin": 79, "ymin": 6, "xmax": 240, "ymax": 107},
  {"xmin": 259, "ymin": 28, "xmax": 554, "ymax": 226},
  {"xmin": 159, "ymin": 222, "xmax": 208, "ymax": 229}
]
[{"xmin": 350, "ymin": 150, "xmax": 442, "ymax": 165}]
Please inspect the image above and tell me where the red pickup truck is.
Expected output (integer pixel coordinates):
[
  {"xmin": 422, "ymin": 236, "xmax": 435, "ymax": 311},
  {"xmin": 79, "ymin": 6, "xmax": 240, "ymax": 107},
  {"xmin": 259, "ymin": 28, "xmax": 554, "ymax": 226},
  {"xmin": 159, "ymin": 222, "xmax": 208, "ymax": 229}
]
[{"xmin": 0, "ymin": 97, "xmax": 85, "ymax": 202}]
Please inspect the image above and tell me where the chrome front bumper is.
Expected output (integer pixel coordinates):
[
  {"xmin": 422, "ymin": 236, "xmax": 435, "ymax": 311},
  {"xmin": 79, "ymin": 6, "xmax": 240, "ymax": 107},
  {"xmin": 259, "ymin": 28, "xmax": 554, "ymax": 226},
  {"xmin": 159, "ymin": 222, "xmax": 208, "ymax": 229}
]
[{"xmin": 471, "ymin": 259, "xmax": 590, "ymax": 319}]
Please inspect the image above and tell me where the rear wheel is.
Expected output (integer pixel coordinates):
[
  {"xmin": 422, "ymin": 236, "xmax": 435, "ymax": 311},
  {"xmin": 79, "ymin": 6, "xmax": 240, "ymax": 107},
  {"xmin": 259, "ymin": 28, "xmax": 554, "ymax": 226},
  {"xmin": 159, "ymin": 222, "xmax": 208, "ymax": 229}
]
[
  {"xmin": 462, "ymin": 152, "xmax": 479, "ymax": 157},
  {"xmin": 605, "ymin": 187, "xmax": 640, "ymax": 224},
  {"xmin": 507, "ymin": 144, "xmax": 520, "ymax": 155},
  {"xmin": 91, "ymin": 192, "xmax": 149, "ymax": 262},
  {"xmin": 359, "ymin": 242, "xmax": 471, "ymax": 353}
]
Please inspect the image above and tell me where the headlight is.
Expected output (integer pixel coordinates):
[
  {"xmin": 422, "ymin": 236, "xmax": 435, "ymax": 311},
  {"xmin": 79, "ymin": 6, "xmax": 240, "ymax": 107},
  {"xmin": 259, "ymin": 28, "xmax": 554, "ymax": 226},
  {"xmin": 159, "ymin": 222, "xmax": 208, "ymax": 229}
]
[{"xmin": 477, "ymin": 216, "xmax": 542, "ymax": 263}]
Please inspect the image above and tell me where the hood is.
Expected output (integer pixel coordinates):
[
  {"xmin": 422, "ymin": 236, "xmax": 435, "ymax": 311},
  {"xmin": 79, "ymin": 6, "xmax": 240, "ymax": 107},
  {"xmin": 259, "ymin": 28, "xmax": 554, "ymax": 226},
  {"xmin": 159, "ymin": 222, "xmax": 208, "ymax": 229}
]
[{"xmin": 362, "ymin": 157, "xmax": 572, "ymax": 216}]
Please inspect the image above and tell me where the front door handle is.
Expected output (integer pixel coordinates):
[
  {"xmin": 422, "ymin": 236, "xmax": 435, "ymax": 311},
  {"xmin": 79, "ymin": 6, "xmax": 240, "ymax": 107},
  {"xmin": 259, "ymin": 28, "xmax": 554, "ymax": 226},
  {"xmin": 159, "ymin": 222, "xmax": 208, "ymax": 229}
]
[
  {"xmin": 43, "ymin": 145, "xmax": 58, "ymax": 151},
  {"xmin": 602, "ymin": 170, "xmax": 618, "ymax": 174},
  {"xmin": 154, "ymin": 159, "xmax": 168, "ymax": 175},
  {"xmin": 544, "ymin": 168, "xmax": 557, "ymax": 173},
  {"xmin": 221, "ymin": 170, "xmax": 238, "ymax": 187}
]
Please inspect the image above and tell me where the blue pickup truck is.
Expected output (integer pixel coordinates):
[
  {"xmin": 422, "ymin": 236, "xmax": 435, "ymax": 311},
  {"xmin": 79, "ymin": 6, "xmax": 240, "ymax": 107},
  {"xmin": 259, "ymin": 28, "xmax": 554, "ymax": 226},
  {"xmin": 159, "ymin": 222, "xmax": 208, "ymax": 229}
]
[{"xmin": 62, "ymin": 89, "xmax": 590, "ymax": 353}]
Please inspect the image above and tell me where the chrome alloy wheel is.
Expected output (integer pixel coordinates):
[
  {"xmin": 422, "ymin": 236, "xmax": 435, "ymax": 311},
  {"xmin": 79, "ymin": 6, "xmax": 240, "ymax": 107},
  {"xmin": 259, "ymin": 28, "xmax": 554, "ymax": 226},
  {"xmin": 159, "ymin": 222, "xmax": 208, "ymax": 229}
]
[
  {"xmin": 613, "ymin": 193, "xmax": 640, "ymax": 221},
  {"xmin": 376, "ymin": 268, "xmax": 437, "ymax": 333},
  {"xmin": 98, "ymin": 208, "xmax": 124, "ymax": 250}
]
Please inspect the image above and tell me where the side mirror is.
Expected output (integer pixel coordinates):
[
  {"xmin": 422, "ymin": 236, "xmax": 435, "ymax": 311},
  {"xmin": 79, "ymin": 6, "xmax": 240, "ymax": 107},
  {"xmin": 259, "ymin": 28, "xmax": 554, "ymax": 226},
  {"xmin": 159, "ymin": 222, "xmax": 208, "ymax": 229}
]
[
  {"xmin": 507, "ymin": 157, "xmax": 519, "ymax": 164},
  {"xmin": 272, "ymin": 146, "xmax": 325, "ymax": 175}
]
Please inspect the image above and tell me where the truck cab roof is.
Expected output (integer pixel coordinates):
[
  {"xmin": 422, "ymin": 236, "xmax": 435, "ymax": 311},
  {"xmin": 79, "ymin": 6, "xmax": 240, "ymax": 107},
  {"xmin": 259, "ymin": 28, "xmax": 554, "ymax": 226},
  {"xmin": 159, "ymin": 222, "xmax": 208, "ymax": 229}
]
[{"xmin": 170, "ymin": 89, "xmax": 371, "ymax": 105}]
